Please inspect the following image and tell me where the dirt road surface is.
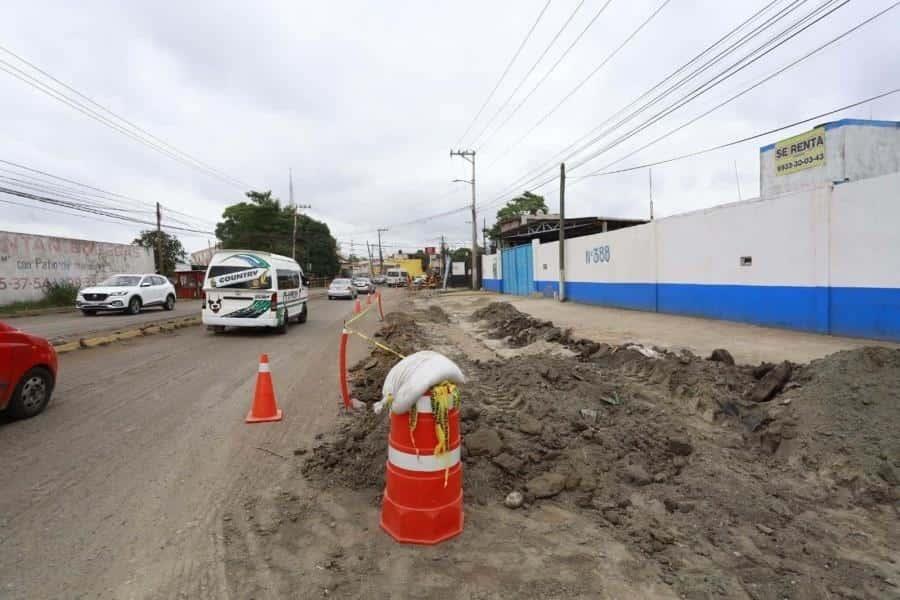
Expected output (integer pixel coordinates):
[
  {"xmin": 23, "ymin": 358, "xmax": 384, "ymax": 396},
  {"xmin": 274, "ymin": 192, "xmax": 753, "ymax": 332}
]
[
  {"xmin": 4, "ymin": 300, "xmax": 203, "ymax": 341},
  {"xmin": 0, "ymin": 292, "xmax": 389, "ymax": 599}
]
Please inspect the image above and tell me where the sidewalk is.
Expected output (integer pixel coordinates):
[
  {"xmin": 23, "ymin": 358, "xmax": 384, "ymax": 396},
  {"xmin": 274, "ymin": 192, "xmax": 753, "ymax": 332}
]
[{"xmin": 439, "ymin": 292, "xmax": 897, "ymax": 365}]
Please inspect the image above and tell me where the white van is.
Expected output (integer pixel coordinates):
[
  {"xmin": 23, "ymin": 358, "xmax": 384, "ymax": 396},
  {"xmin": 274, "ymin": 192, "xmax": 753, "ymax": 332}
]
[
  {"xmin": 385, "ymin": 269, "xmax": 409, "ymax": 287},
  {"xmin": 202, "ymin": 250, "xmax": 309, "ymax": 334}
]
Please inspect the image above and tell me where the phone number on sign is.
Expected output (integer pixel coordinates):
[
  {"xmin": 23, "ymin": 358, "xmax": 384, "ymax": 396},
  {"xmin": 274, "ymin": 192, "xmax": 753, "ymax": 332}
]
[{"xmin": 0, "ymin": 276, "xmax": 97, "ymax": 291}]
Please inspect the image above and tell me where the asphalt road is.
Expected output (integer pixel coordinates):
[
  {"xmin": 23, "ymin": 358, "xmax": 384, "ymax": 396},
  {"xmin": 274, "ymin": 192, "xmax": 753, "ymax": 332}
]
[
  {"xmin": 4, "ymin": 300, "xmax": 203, "ymax": 341},
  {"xmin": 0, "ymin": 290, "xmax": 397, "ymax": 599}
]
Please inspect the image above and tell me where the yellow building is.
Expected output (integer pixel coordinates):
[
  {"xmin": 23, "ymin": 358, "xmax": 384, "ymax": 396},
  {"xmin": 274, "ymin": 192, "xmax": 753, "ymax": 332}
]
[{"xmin": 395, "ymin": 258, "xmax": 424, "ymax": 277}]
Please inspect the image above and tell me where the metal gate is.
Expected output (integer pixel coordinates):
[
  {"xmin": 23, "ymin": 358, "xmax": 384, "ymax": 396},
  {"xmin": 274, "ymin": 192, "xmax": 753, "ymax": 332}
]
[{"xmin": 501, "ymin": 244, "xmax": 533, "ymax": 296}]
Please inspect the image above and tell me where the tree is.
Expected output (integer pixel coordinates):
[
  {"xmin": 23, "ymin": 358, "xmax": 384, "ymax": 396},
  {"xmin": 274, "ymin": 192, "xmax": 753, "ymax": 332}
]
[
  {"xmin": 489, "ymin": 191, "xmax": 549, "ymax": 240},
  {"xmin": 133, "ymin": 230, "xmax": 187, "ymax": 276},
  {"xmin": 215, "ymin": 190, "xmax": 340, "ymax": 275}
]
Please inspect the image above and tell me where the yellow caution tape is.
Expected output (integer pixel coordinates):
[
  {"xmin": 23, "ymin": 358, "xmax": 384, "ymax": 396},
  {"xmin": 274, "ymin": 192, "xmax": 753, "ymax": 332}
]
[{"xmin": 343, "ymin": 327, "xmax": 406, "ymax": 359}]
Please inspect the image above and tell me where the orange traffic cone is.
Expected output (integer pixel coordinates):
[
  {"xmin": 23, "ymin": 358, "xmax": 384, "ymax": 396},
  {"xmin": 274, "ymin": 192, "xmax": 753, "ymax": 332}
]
[
  {"xmin": 353, "ymin": 298, "xmax": 362, "ymax": 314},
  {"xmin": 366, "ymin": 293, "xmax": 372, "ymax": 305},
  {"xmin": 246, "ymin": 354, "xmax": 283, "ymax": 423}
]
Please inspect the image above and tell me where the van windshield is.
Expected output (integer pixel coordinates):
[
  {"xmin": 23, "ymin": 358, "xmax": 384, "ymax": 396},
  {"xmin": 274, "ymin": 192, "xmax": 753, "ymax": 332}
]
[{"xmin": 207, "ymin": 266, "xmax": 272, "ymax": 289}]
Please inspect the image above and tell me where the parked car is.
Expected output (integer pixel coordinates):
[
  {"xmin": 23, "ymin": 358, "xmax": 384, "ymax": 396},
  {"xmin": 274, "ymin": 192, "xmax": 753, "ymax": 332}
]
[
  {"xmin": 328, "ymin": 278, "xmax": 358, "ymax": 300},
  {"xmin": 412, "ymin": 275, "xmax": 427, "ymax": 288},
  {"xmin": 0, "ymin": 321, "xmax": 58, "ymax": 419},
  {"xmin": 77, "ymin": 274, "xmax": 176, "ymax": 316},
  {"xmin": 372, "ymin": 275, "xmax": 387, "ymax": 285},
  {"xmin": 352, "ymin": 277, "xmax": 375, "ymax": 294}
]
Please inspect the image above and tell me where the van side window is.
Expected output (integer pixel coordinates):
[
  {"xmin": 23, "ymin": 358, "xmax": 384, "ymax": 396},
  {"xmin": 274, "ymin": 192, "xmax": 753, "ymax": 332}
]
[{"xmin": 277, "ymin": 270, "xmax": 300, "ymax": 290}]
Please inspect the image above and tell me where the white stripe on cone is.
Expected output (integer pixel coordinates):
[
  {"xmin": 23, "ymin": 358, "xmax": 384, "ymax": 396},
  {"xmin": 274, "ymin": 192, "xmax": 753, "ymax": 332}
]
[
  {"xmin": 388, "ymin": 446, "xmax": 460, "ymax": 472},
  {"xmin": 258, "ymin": 363, "xmax": 271, "ymax": 373}
]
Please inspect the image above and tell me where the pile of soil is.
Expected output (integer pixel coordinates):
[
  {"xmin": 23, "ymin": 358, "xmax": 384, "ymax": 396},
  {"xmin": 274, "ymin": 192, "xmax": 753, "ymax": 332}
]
[
  {"xmin": 346, "ymin": 312, "xmax": 423, "ymax": 404},
  {"xmin": 305, "ymin": 301, "xmax": 899, "ymax": 599},
  {"xmin": 472, "ymin": 301, "xmax": 602, "ymax": 357}
]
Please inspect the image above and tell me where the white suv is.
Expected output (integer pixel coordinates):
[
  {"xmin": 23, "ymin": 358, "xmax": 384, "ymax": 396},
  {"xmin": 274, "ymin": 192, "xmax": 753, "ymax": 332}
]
[{"xmin": 76, "ymin": 274, "xmax": 176, "ymax": 316}]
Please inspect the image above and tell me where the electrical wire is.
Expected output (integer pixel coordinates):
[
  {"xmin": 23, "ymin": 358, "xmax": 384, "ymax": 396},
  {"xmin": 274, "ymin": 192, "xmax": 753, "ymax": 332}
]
[
  {"xmin": 454, "ymin": 0, "xmax": 553, "ymax": 148},
  {"xmin": 467, "ymin": 0, "xmax": 590, "ymax": 149},
  {"xmin": 0, "ymin": 50, "xmax": 253, "ymax": 189},
  {"xmin": 574, "ymin": 87, "xmax": 900, "ymax": 179},
  {"xmin": 474, "ymin": 0, "xmax": 616, "ymax": 151},
  {"xmin": 486, "ymin": 0, "xmax": 674, "ymax": 168}
]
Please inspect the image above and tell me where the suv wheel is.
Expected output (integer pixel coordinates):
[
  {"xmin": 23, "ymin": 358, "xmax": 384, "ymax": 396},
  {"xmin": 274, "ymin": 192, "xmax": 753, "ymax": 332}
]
[
  {"xmin": 163, "ymin": 294, "xmax": 175, "ymax": 310},
  {"xmin": 6, "ymin": 367, "xmax": 54, "ymax": 419},
  {"xmin": 128, "ymin": 296, "xmax": 142, "ymax": 315},
  {"xmin": 297, "ymin": 302, "xmax": 308, "ymax": 323}
]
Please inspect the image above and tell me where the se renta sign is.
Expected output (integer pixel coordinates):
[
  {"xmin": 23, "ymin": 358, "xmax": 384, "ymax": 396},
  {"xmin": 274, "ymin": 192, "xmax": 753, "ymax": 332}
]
[
  {"xmin": 774, "ymin": 127, "xmax": 825, "ymax": 176},
  {"xmin": 210, "ymin": 268, "xmax": 266, "ymax": 288}
]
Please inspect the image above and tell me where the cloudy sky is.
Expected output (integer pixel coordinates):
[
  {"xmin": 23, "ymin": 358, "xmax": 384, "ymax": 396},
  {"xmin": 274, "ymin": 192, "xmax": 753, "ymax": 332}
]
[{"xmin": 1, "ymin": 0, "xmax": 897, "ymax": 255}]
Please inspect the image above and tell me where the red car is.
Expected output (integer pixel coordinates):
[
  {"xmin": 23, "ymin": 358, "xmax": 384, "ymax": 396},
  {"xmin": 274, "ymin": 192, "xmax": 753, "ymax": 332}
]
[{"xmin": 0, "ymin": 321, "xmax": 58, "ymax": 419}]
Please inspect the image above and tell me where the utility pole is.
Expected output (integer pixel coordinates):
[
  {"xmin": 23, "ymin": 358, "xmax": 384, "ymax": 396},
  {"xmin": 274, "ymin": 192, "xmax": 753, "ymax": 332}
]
[
  {"xmin": 649, "ymin": 168, "xmax": 654, "ymax": 221},
  {"xmin": 482, "ymin": 217, "xmax": 488, "ymax": 255},
  {"xmin": 558, "ymin": 163, "xmax": 566, "ymax": 302},
  {"xmin": 450, "ymin": 149, "xmax": 477, "ymax": 289},
  {"xmin": 366, "ymin": 241, "xmax": 374, "ymax": 277},
  {"xmin": 733, "ymin": 160, "xmax": 742, "ymax": 201},
  {"xmin": 155, "ymin": 201, "xmax": 163, "ymax": 274},
  {"xmin": 289, "ymin": 169, "xmax": 311, "ymax": 260},
  {"xmin": 377, "ymin": 227, "xmax": 388, "ymax": 275}
]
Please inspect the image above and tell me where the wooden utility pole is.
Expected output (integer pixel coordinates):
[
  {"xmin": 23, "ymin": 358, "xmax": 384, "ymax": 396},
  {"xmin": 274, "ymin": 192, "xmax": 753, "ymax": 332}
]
[
  {"xmin": 377, "ymin": 228, "xmax": 388, "ymax": 275},
  {"xmin": 367, "ymin": 241, "xmax": 374, "ymax": 277},
  {"xmin": 450, "ymin": 149, "xmax": 477, "ymax": 289},
  {"xmin": 155, "ymin": 201, "xmax": 163, "ymax": 274},
  {"xmin": 558, "ymin": 163, "xmax": 566, "ymax": 302}
]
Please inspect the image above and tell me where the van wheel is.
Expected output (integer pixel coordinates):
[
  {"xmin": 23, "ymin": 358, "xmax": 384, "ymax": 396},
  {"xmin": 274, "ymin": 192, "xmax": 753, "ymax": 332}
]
[
  {"xmin": 277, "ymin": 313, "xmax": 289, "ymax": 334},
  {"xmin": 6, "ymin": 367, "xmax": 54, "ymax": 419},
  {"xmin": 297, "ymin": 302, "xmax": 308, "ymax": 323}
]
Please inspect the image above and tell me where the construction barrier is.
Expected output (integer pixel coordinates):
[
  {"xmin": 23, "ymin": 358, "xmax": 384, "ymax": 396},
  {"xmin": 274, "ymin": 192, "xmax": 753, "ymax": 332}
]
[
  {"xmin": 381, "ymin": 387, "xmax": 463, "ymax": 544},
  {"xmin": 338, "ymin": 290, "xmax": 388, "ymax": 410}
]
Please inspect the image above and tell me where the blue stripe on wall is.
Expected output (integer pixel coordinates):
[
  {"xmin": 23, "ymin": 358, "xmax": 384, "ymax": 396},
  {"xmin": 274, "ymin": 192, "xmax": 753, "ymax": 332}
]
[
  {"xmin": 830, "ymin": 286, "xmax": 900, "ymax": 342},
  {"xmin": 483, "ymin": 278, "xmax": 502, "ymax": 293},
  {"xmin": 508, "ymin": 279, "xmax": 900, "ymax": 342},
  {"xmin": 535, "ymin": 280, "xmax": 657, "ymax": 312},
  {"xmin": 657, "ymin": 283, "xmax": 830, "ymax": 333}
]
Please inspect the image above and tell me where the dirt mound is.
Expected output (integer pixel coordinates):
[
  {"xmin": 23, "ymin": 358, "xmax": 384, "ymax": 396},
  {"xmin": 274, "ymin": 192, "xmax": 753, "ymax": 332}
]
[
  {"xmin": 472, "ymin": 301, "xmax": 604, "ymax": 356},
  {"xmin": 305, "ymin": 304, "xmax": 899, "ymax": 599},
  {"xmin": 346, "ymin": 312, "xmax": 423, "ymax": 404}
]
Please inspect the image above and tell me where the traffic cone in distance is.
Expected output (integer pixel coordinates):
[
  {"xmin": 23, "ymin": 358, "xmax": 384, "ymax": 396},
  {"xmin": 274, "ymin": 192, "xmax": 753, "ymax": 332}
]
[
  {"xmin": 354, "ymin": 298, "xmax": 362, "ymax": 314},
  {"xmin": 367, "ymin": 293, "xmax": 372, "ymax": 305},
  {"xmin": 246, "ymin": 354, "xmax": 282, "ymax": 423}
]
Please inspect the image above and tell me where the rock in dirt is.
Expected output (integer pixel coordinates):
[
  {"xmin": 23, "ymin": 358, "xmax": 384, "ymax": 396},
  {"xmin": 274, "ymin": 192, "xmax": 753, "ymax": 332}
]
[
  {"xmin": 709, "ymin": 348, "xmax": 735, "ymax": 366},
  {"xmin": 460, "ymin": 405, "xmax": 481, "ymax": 422},
  {"xmin": 541, "ymin": 367, "xmax": 561, "ymax": 383},
  {"xmin": 518, "ymin": 414, "xmax": 543, "ymax": 435},
  {"xmin": 526, "ymin": 472, "xmax": 567, "ymax": 498},
  {"xmin": 492, "ymin": 452, "xmax": 524, "ymax": 474},
  {"xmin": 752, "ymin": 361, "xmax": 775, "ymax": 379},
  {"xmin": 666, "ymin": 436, "xmax": 694, "ymax": 456},
  {"xmin": 876, "ymin": 462, "xmax": 898, "ymax": 485},
  {"xmin": 621, "ymin": 464, "xmax": 652, "ymax": 486},
  {"xmin": 465, "ymin": 428, "xmax": 503, "ymax": 457},
  {"xmin": 543, "ymin": 327, "xmax": 563, "ymax": 342},
  {"xmin": 746, "ymin": 361, "xmax": 792, "ymax": 402},
  {"xmin": 755, "ymin": 523, "xmax": 775, "ymax": 536},
  {"xmin": 504, "ymin": 491, "xmax": 524, "ymax": 509}
]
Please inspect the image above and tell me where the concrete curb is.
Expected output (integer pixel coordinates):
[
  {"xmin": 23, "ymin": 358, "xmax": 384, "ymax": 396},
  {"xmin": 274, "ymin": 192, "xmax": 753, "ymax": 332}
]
[{"xmin": 53, "ymin": 315, "xmax": 202, "ymax": 354}]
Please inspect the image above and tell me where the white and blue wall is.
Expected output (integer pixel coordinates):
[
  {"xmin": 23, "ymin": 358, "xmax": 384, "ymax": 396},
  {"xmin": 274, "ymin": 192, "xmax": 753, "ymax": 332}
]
[{"xmin": 483, "ymin": 130, "xmax": 900, "ymax": 342}]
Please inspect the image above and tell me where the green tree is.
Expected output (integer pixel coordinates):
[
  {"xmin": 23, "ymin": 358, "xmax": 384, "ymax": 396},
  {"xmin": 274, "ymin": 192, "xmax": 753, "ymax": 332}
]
[
  {"xmin": 215, "ymin": 190, "xmax": 340, "ymax": 275},
  {"xmin": 489, "ymin": 191, "xmax": 549, "ymax": 240},
  {"xmin": 132, "ymin": 230, "xmax": 187, "ymax": 276}
]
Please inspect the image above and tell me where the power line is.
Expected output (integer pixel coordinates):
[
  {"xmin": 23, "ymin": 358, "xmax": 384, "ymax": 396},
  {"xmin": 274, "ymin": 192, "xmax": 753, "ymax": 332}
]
[
  {"xmin": 474, "ymin": 0, "xmax": 616, "ymax": 151},
  {"xmin": 0, "ymin": 48, "xmax": 254, "ymax": 189},
  {"xmin": 0, "ymin": 157, "xmax": 218, "ymax": 228},
  {"xmin": 568, "ymin": 0, "xmax": 893, "ymax": 176},
  {"xmin": 467, "ymin": 0, "xmax": 589, "ymax": 149},
  {"xmin": 487, "ymin": 0, "xmax": 674, "ymax": 168},
  {"xmin": 484, "ymin": 0, "xmax": 856, "ymax": 208},
  {"xmin": 0, "ymin": 186, "xmax": 216, "ymax": 235},
  {"xmin": 454, "ymin": 0, "xmax": 553, "ymax": 148},
  {"xmin": 485, "ymin": 0, "xmax": 811, "ymax": 203},
  {"xmin": 575, "ymin": 87, "xmax": 900, "ymax": 179}
]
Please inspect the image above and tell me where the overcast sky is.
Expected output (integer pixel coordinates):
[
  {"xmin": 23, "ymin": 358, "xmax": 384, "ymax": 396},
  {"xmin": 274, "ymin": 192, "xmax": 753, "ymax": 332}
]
[{"xmin": 1, "ymin": 0, "xmax": 897, "ymax": 255}]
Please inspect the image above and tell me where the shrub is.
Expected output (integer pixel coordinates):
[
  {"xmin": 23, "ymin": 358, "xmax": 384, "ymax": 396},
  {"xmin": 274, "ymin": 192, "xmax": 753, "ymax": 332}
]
[{"xmin": 44, "ymin": 281, "xmax": 79, "ymax": 306}]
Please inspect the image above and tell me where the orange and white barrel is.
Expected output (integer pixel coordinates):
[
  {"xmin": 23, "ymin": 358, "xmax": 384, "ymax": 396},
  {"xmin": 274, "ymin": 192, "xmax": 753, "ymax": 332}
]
[{"xmin": 380, "ymin": 395, "xmax": 463, "ymax": 545}]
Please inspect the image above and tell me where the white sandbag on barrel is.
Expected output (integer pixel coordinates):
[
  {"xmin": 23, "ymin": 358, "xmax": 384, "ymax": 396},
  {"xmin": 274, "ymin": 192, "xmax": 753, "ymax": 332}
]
[{"xmin": 373, "ymin": 351, "xmax": 465, "ymax": 414}]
